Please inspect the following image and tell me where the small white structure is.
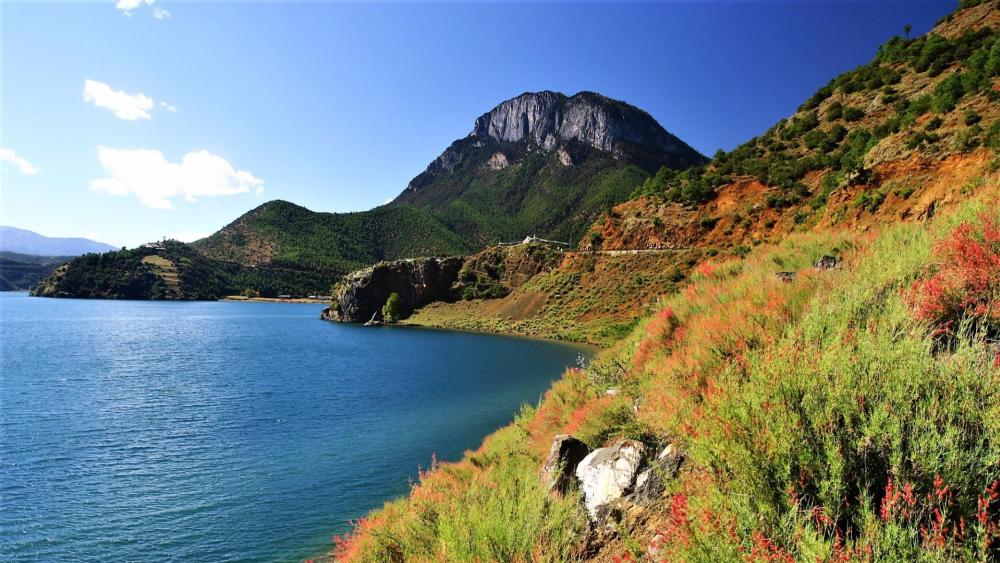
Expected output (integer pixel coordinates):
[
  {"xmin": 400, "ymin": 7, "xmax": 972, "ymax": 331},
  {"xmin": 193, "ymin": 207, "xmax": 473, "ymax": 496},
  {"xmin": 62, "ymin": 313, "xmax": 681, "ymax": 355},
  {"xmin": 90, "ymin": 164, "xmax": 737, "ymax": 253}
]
[{"xmin": 499, "ymin": 235, "xmax": 571, "ymax": 248}]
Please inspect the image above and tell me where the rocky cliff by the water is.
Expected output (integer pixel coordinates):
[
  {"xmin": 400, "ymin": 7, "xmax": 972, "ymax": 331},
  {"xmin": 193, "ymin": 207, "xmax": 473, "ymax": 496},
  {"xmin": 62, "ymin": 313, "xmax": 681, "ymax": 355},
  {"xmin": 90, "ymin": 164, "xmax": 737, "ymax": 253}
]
[
  {"xmin": 321, "ymin": 257, "xmax": 464, "ymax": 323},
  {"xmin": 322, "ymin": 243, "xmax": 564, "ymax": 324}
]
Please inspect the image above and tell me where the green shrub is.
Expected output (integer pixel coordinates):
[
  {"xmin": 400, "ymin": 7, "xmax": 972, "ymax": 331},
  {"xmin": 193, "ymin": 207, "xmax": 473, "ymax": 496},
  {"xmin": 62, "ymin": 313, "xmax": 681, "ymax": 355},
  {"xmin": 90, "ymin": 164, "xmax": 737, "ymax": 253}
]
[
  {"xmin": 854, "ymin": 188, "xmax": 886, "ymax": 212},
  {"xmin": 842, "ymin": 106, "xmax": 865, "ymax": 122},
  {"xmin": 985, "ymin": 119, "xmax": 1000, "ymax": 150},
  {"xmin": 382, "ymin": 292, "xmax": 403, "ymax": 323}
]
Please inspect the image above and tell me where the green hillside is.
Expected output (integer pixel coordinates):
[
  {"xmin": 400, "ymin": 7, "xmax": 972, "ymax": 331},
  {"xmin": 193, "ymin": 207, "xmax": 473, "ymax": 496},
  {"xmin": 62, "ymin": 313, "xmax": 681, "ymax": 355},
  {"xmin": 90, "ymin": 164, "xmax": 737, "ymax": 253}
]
[
  {"xmin": 332, "ymin": 2, "xmax": 1000, "ymax": 560},
  {"xmin": 393, "ymin": 138, "xmax": 653, "ymax": 245},
  {"xmin": 30, "ymin": 240, "xmax": 336, "ymax": 300},
  {"xmin": 636, "ymin": 4, "xmax": 1000, "ymax": 209},
  {"xmin": 192, "ymin": 200, "xmax": 473, "ymax": 273}
]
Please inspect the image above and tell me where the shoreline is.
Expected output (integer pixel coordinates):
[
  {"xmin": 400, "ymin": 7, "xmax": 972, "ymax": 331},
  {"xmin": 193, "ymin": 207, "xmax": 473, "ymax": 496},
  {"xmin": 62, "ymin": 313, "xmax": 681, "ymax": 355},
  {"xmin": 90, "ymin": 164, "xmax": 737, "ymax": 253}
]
[
  {"xmin": 394, "ymin": 320, "xmax": 602, "ymax": 353},
  {"xmin": 221, "ymin": 295, "xmax": 331, "ymax": 304}
]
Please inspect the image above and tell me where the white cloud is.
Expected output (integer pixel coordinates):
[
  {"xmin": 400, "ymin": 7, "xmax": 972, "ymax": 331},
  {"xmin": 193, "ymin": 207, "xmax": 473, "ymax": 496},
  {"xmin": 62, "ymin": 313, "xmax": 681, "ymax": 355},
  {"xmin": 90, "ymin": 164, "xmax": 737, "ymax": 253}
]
[
  {"xmin": 83, "ymin": 79, "xmax": 156, "ymax": 120},
  {"xmin": 115, "ymin": 0, "xmax": 169, "ymax": 19},
  {"xmin": 91, "ymin": 147, "xmax": 264, "ymax": 209},
  {"xmin": 115, "ymin": 0, "xmax": 152, "ymax": 16},
  {"xmin": 0, "ymin": 148, "xmax": 39, "ymax": 175},
  {"xmin": 159, "ymin": 101, "xmax": 178, "ymax": 113}
]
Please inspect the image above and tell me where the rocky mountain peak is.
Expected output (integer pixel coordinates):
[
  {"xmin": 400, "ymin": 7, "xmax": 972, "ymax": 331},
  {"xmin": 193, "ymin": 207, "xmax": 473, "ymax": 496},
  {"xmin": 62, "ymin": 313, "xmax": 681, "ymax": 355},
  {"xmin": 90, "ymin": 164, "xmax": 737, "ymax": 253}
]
[
  {"xmin": 397, "ymin": 91, "xmax": 706, "ymax": 198},
  {"xmin": 469, "ymin": 91, "xmax": 689, "ymax": 155}
]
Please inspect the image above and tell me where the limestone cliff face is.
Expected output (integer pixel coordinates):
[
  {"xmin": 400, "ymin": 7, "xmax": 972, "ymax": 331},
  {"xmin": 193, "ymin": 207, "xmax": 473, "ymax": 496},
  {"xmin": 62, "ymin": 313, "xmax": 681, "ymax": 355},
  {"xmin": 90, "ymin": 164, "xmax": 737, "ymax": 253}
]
[
  {"xmin": 321, "ymin": 257, "xmax": 464, "ymax": 323},
  {"xmin": 398, "ymin": 91, "xmax": 706, "ymax": 197},
  {"xmin": 469, "ymin": 91, "xmax": 688, "ymax": 155}
]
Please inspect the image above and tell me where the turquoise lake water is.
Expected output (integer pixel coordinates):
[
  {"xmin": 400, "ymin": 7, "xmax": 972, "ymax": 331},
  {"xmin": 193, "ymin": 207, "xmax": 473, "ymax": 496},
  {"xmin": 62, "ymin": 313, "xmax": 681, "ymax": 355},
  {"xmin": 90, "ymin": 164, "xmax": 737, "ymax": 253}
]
[{"xmin": 0, "ymin": 292, "xmax": 588, "ymax": 561}]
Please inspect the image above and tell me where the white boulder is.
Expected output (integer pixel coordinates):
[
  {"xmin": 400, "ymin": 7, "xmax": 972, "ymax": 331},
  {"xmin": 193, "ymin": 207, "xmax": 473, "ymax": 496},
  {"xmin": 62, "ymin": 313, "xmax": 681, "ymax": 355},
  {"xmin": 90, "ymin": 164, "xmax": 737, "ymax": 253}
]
[{"xmin": 574, "ymin": 439, "xmax": 646, "ymax": 518}]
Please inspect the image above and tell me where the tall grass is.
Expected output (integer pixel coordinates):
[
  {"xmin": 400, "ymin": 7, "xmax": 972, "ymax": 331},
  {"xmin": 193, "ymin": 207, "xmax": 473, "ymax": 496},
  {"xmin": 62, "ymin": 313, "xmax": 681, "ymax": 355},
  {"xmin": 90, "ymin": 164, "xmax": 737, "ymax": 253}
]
[
  {"xmin": 629, "ymin": 200, "xmax": 1000, "ymax": 561},
  {"xmin": 334, "ymin": 408, "xmax": 588, "ymax": 562}
]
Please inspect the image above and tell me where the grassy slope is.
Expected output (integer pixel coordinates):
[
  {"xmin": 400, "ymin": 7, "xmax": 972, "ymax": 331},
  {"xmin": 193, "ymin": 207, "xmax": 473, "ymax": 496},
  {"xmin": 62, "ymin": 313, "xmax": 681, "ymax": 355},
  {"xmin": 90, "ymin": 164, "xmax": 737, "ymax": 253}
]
[
  {"xmin": 336, "ymin": 193, "xmax": 1000, "ymax": 562},
  {"xmin": 405, "ymin": 250, "xmax": 703, "ymax": 346}
]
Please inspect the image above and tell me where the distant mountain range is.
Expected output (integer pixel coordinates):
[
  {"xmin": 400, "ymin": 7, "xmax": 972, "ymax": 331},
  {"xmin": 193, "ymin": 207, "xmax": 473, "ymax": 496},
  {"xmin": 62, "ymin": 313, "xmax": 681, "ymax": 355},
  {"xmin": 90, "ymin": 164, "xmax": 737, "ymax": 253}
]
[
  {"xmin": 0, "ymin": 227, "xmax": 119, "ymax": 291},
  {"xmin": 0, "ymin": 226, "xmax": 117, "ymax": 256}
]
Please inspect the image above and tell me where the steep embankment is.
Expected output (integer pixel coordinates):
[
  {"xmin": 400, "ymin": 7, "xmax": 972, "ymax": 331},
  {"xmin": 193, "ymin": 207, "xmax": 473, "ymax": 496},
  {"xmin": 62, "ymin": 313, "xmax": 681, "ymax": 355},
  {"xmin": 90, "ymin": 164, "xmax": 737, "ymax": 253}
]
[
  {"xmin": 334, "ymin": 194, "xmax": 1000, "ymax": 562},
  {"xmin": 331, "ymin": 2, "xmax": 1000, "ymax": 560}
]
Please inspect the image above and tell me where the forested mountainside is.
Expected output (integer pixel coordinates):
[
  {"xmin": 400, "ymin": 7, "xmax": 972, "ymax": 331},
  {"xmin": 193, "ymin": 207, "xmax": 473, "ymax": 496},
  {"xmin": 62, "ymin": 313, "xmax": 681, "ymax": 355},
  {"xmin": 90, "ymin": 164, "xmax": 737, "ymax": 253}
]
[
  {"xmin": 39, "ymin": 92, "xmax": 704, "ymax": 301},
  {"xmin": 191, "ymin": 200, "xmax": 472, "ymax": 274},
  {"xmin": 330, "ymin": 2, "xmax": 1000, "ymax": 560},
  {"xmin": 391, "ymin": 91, "xmax": 706, "ymax": 246},
  {"xmin": 0, "ymin": 252, "xmax": 72, "ymax": 291},
  {"xmin": 195, "ymin": 93, "xmax": 704, "ymax": 275}
]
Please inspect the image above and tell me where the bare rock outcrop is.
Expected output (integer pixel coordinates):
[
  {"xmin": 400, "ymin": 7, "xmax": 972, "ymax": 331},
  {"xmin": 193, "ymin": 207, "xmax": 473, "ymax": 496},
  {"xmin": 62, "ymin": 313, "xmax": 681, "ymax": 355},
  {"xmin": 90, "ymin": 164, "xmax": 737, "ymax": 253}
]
[
  {"xmin": 400, "ymin": 91, "xmax": 706, "ymax": 196},
  {"xmin": 469, "ymin": 91, "xmax": 693, "ymax": 156}
]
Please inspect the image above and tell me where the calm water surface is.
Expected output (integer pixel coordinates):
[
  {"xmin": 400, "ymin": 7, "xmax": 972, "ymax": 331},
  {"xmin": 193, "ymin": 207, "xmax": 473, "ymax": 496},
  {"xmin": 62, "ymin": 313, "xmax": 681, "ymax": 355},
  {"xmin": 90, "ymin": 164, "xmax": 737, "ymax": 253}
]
[{"xmin": 0, "ymin": 292, "xmax": 588, "ymax": 561}]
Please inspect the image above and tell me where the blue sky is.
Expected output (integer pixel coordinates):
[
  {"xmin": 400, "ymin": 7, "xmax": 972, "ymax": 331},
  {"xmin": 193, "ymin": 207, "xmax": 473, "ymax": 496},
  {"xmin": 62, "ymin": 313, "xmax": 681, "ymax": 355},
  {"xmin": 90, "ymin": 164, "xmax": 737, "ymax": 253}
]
[{"xmin": 1, "ymin": 0, "xmax": 953, "ymax": 248}]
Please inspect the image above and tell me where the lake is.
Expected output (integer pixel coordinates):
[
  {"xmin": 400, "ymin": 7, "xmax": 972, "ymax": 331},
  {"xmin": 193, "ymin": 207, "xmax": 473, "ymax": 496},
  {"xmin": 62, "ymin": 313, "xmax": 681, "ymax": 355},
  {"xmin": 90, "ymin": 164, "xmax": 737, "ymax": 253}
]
[{"xmin": 0, "ymin": 292, "xmax": 588, "ymax": 562}]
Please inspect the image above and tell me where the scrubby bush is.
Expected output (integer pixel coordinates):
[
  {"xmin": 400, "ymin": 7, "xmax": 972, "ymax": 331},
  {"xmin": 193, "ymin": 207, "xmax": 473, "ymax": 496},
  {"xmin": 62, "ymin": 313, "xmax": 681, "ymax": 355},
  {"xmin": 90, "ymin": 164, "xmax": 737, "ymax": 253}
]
[
  {"xmin": 825, "ymin": 101, "xmax": 844, "ymax": 121},
  {"xmin": 842, "ymin": 106, "xmax": 865, "ymax": 122},
  {"xmin": 986, "ymin": 119, "xmax": 1000, "ymax": 150}
]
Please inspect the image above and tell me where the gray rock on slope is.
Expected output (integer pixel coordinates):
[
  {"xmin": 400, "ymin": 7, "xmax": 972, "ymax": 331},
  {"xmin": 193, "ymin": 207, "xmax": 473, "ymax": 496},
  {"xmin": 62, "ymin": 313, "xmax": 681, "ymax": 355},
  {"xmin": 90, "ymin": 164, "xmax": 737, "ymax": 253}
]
[
  {"xmin": 541, "ymin": 435, "xmax": 591, "ymax": 495},
  {"xmin": 400, "ymin": 90, "xmax": 707, "ymax": 196},
  {"xmin": 630, "ymin": 444, "xmax": 684, "ymax": 505}
]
